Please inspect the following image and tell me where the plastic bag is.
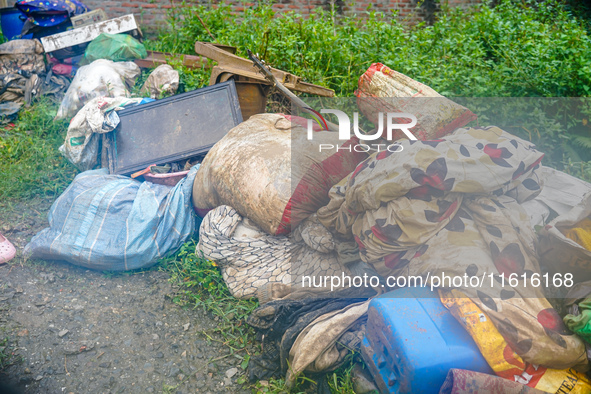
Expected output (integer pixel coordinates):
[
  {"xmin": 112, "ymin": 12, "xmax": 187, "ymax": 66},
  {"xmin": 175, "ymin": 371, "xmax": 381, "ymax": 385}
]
[
  {"xmin": 83, "ymin": 33, "xmax": 147, "ymax": 64},
  {"xmin": 24, "ymin": 166, "xmax": 199, "ymax": 271},
  {"xmin": 59, "ymin": 96, "xmax": 144, "ymax": 171},
  {"xmin": 140, "ymin": 64, "xmax": 179, "ymax": 99},
  {"xmin": 55, "ymin": 59, "xmax": 141, "ymax": 120}
]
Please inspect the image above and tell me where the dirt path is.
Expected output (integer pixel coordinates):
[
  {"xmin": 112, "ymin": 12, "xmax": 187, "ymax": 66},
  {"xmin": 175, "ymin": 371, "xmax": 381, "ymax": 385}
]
[{"xmin": 0, "ymin": 198, "xmax": 248, "ymax": 394}]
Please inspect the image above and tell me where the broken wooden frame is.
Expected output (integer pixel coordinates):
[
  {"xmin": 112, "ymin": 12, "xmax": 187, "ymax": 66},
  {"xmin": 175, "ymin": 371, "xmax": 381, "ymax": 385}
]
[{"xmin": 194, "ymin": 41, "xmax": 334, "ymax": 119}]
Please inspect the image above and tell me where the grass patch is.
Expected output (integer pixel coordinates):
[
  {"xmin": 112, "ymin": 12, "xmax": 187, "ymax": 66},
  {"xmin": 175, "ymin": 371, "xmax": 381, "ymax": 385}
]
[
  {"xmin": 161, "ymin": 240, "xmax": 363, "ymax": 393},
  {"xmin": 161, "ymin": 240, "xmax": 258, "ymax": 360},
  {"xmin": 0, "ymin": 97, "xmax": 77, "ymax": 206},
  {"xmin": 0, "ymin": 335, "xmax": 22, "ymax": 371}
]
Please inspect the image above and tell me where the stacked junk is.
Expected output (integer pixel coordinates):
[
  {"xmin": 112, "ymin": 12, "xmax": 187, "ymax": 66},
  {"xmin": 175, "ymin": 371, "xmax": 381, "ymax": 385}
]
[{"xmin": 4, "ymin": 3, "xmax": 591, "ymax": 393}]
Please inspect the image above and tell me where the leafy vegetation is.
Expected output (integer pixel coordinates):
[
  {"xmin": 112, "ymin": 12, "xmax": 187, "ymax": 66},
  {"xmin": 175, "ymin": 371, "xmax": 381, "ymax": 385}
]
[
  {"xmin": 152, "ymin": 0, "xmax": 591, "ymax": 98},
  {"xmin": 0, "ymin": 98, "xmax": 77, "ymax": 205},
  {"xmin": 149, "ymin": 0, "xmax": 591, "ymax": 179}
]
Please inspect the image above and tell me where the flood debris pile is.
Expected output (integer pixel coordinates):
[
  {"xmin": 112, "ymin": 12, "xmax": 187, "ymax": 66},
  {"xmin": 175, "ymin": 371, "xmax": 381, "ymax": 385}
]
[{"xmin": 4, "ymin": 5, "xmax": 591, "ymax": 391}]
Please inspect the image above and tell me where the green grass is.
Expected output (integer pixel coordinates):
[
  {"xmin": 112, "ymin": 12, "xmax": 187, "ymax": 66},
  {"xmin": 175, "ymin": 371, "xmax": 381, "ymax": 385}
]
[
  {"xmin": 0, "ymin": 335, "xmax": 22, "ymax": 371},
  {"xmin": 147, "ymin": 0, "xmax": 591, "ymax": 177},
  {"xmin": 160, "ymin": 241, "xmax": 364, "ymax": 393},
  {"xmin": 0, "ymin": 97, "xmax": 77, "ymax": 206}
]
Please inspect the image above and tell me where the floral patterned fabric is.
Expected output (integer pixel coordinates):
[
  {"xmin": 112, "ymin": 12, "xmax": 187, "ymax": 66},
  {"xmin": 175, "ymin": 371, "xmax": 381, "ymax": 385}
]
[
  {"xmin": 16, "ymin": 0, "xmax": 89, "ymax": 27},
  {"xmin": 318, "ymin": 127, "xmax": 588, "ymax": 370},
  {"xmin": 439, "ymin": 369, "xmax": 545, "ymax": 394}
]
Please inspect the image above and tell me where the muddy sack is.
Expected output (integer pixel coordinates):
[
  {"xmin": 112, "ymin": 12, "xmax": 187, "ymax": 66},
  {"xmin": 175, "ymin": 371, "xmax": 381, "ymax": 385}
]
[
  {"xmin": 539, "ymin": 191, "xmax": 591, "ymax": 283},
  {"xmin": 355, "ymin": 63, "xmax": 476, "ymax": 140},
  {"xmin": 24, "ymin": 166, "xmax": 199, "ymax": 271},
  {"xmin": 192, "ymin": 113, "xmax": 368, "ymax": 235}
]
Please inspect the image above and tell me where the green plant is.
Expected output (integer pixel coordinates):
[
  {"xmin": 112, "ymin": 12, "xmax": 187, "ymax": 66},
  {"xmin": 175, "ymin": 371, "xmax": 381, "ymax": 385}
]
[
  {"xmin": 0, "ymin": 97, "xmax": 77, "ymax": 206},
  {"xmin": 161, "ymin": 240, "xmax": 259, "ymax": 365},
  {"xmin": 0, "ymin": 336, "xmax": 22, "ymax": 370},
  {"xmin": 147, "ymin": 0, "xmax": 591, "ymax": 178},
  {"xmin": 151, "ymin": 0, "xmax": 591, "ymax": 98}
]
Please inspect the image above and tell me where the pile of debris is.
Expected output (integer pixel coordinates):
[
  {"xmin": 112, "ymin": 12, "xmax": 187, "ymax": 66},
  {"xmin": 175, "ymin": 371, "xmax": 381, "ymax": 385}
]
[{"xmin": 6, "ymin": 4, "xmax": 591, "ymax": 393}]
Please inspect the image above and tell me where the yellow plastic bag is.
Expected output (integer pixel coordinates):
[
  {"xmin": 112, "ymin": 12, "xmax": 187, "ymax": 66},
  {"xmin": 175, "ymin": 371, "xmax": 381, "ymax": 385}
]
[
  {"xmin": 439, "ymin": 289, "xmax": 591, "ymax": 394},
  {"xmin": 563, "ymin": 218, "xmax": 591, "ymax": 252}
]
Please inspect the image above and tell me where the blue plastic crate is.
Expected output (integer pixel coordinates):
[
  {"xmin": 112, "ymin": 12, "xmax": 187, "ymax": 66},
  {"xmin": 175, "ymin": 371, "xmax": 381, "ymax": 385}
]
[{"xmin": 361, "ymin": 286, "xmax": 493, "ymax": 393}]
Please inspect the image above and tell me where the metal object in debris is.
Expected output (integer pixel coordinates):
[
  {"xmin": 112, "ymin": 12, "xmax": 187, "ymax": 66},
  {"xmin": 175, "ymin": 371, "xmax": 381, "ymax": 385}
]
[
  {"xmin": 194, "ymin": 41, "xmax": 334, "ymax": 120},
  {"xmin": 195, "ymin": 42, "xmax": 334, "ymax": 96},
  {"xmin": 70, "ymin": 9, "xmax": 108, "ymax": 28},
  {"xmin": 107, "ymin": 80, "xmax": 242, "ymax": 175},
  {"xmin": 40, "ymin": 14, "xmax": 142, "ymax": 53}
]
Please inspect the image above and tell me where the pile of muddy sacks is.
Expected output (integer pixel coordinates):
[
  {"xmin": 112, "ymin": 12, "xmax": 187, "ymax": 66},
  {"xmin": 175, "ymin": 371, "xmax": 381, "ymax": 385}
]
[
  {"xmin": 192, "ymin": 63, "xmax": 591, "ymax": 392},
  {"xmin": 23, "ymin": 34, "xmax": 185, "ymax": 271},
  {"xmin": 21, "ymin": 55, "xmax": 591, "ymax": 392}
]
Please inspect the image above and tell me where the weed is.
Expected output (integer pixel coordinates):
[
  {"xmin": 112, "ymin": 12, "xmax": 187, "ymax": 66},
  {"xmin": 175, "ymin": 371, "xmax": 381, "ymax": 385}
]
[
  {"xmin": 161, "ymin": 240, "xmax": 258, "ymax": 362},
  {"xmin": 161, "ymin": 240, "xmax": 364, "ymax": 393},
  {"xmin": 0, "ymin": 97, "xmax": 76, "ymax": 206},
  {"xmin": 0, "ymin": 337, "xmax": 22, "ymax": 370},
  {"xmin": 147, "ymin": 0, "xmax": 591, "ymax": 179}
]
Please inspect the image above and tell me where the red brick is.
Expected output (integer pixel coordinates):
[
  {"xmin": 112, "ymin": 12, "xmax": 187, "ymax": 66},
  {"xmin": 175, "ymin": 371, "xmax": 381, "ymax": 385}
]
[{"xmin": 87, "ymin": 0, "xmax": 482, "ymax": 27}]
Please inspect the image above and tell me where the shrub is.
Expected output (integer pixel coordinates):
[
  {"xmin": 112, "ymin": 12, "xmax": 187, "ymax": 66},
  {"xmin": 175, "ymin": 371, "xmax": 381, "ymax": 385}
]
[
  {"xmin": 150, "ymin": 0, "xmax": 591, "ymax": 178},
  {"xmin": 151, "ymin": 0, "xmax": 591, "ymax": 98}
]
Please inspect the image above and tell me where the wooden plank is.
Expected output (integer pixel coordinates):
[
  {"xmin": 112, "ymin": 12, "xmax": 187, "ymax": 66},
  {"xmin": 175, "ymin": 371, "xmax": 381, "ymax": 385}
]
[
  {"xmin": 41, "ymin": 14, "xmax": 140, "ymax": 53},
  {"xmin": 195, "ymin": 42, "xmax": 335, "ymax": 97},
  {"xmin": 134, "ymin": 51, "xmax": 208, "ymax": 70}
]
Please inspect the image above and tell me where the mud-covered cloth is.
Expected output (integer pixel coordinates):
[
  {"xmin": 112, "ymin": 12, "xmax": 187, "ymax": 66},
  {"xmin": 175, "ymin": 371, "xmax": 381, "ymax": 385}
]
[
  {"xmin": 0, "ymin": 39, "xmax": 45, "ymax": 75},
  {"xmin": 439, "ymin": 369, "xmax": 545, "ymax": 394},
  {"xmin": 0, "ymin": 39, "xmax": 53, "ymax": 108},
  {"xmin": 246, "ymin": 297, "xmax": 367, "ymax": 382},
  {"xmin": 318, "ymin": 126, "xmax": 588, "ymax": 371},
  {"xmin": 197, "ymin": 205, "xmax": 350, "ymax": 299}
]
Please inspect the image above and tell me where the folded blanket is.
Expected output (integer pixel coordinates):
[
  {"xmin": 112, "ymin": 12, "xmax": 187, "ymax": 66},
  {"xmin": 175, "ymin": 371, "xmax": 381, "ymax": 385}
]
[{"xmin": 318, "ymin": 127, "xmax": 588, "ymax": 370}]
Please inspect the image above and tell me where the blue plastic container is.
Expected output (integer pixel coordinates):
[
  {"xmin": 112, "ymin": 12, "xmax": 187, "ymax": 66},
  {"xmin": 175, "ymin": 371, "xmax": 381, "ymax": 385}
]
[
  {"xmin": 361, "ymin": 286, "xmax": 493, "ymax": 393},
  {"xmin": 0, "ymin": 7, "xmax": 31, "ymax": 41}
]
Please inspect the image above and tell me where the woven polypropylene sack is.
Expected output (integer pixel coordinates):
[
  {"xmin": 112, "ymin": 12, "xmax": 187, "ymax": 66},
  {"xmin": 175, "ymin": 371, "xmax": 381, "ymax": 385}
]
[
  {"xmin": 355, "ymin": 63, "xmax": 476, "ymax": 140},
  {"xmin": 192, "ymin": 113, "xmax": 367, "ymax": 236},
  {"xmin": 24, "ymin": 166, "xmax": 199, "ymax": 271}
]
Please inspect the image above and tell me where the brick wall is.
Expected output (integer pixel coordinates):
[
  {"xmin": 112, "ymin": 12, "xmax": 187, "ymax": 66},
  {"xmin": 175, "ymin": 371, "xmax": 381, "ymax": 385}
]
[{"xmin": 81, "ymin": 0, "xmax": 483, "ymax": 33}]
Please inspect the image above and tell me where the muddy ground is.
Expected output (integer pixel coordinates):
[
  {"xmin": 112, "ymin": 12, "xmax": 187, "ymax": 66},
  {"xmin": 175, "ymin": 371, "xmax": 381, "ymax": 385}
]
[{"xmin": 0, "ymin": 198, "xmax": 249, "ymax": 394}]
